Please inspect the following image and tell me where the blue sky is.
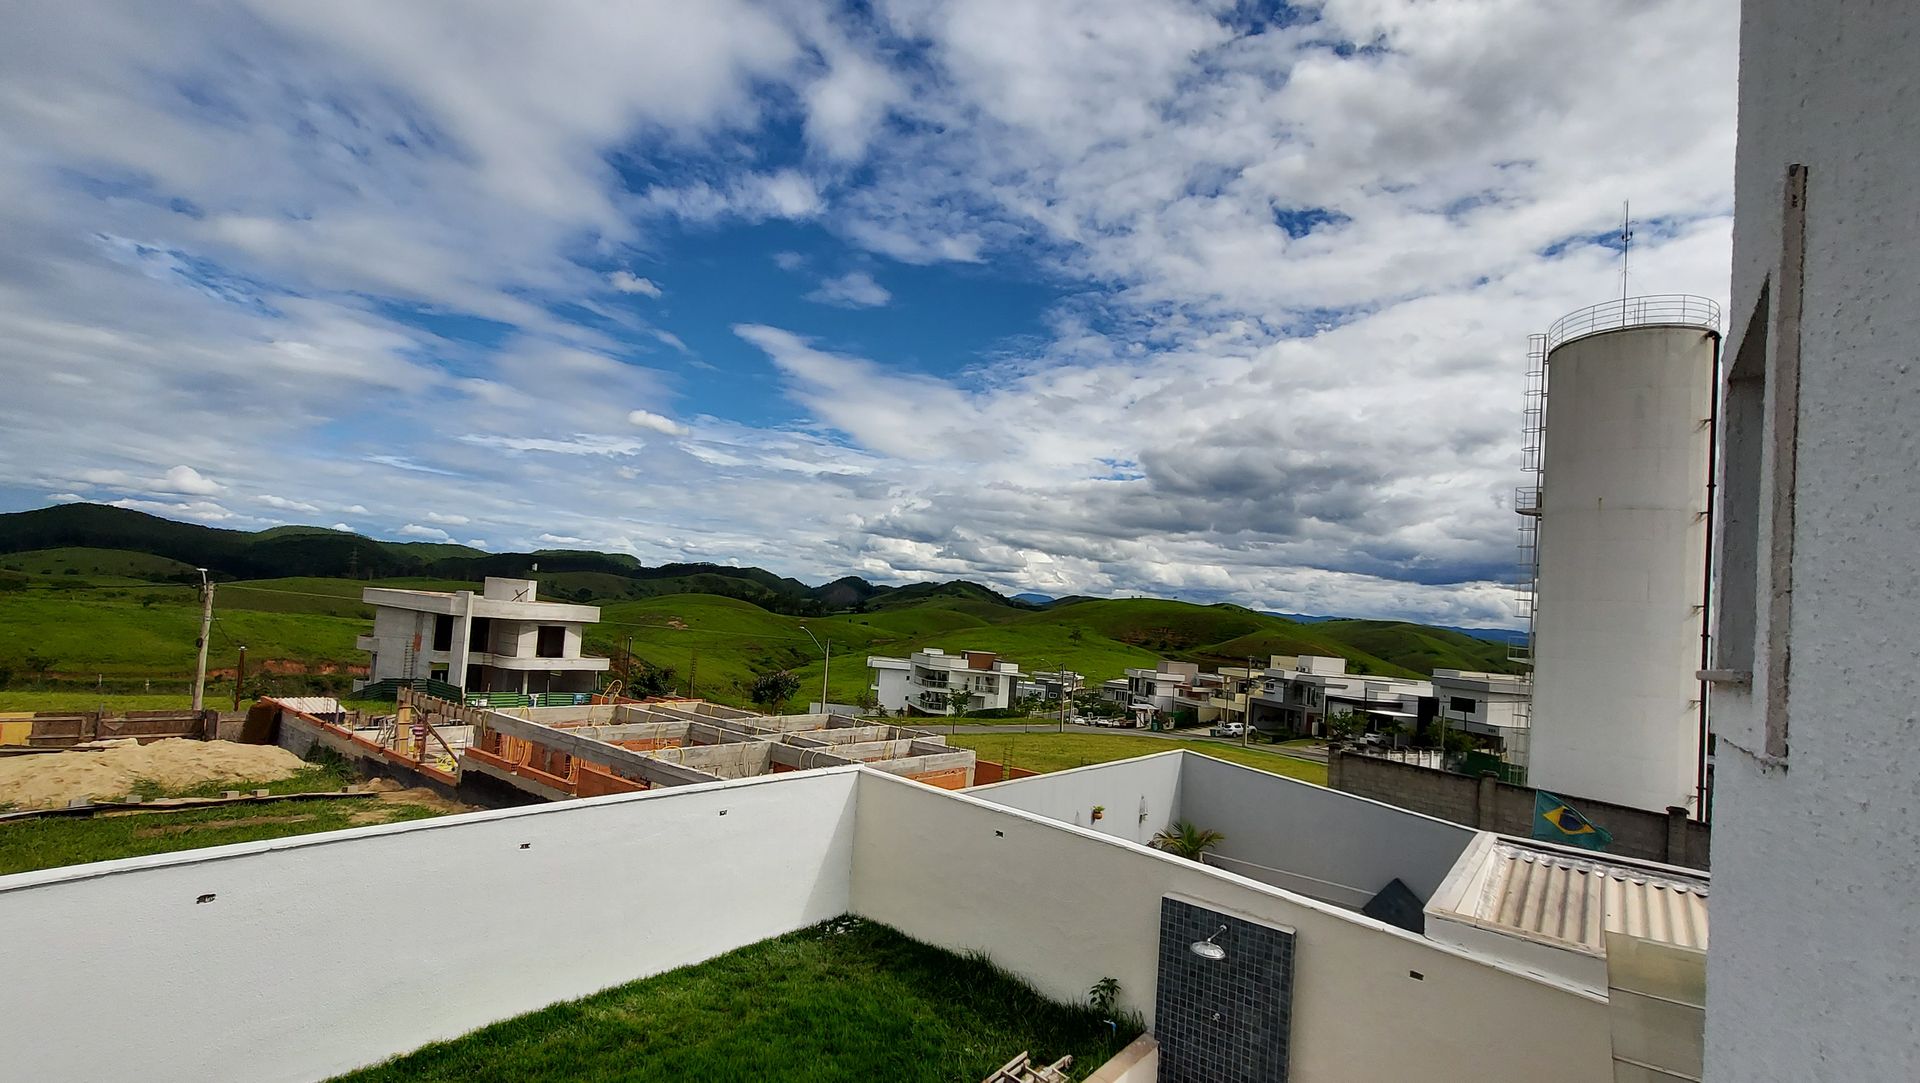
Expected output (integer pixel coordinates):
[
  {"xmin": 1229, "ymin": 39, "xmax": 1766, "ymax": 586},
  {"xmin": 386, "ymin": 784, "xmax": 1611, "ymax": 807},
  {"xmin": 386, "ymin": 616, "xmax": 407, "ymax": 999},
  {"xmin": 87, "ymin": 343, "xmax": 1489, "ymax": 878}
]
[{"xmin": 0, "ymin": 0, "xmax": 1738, "ymax": 626}]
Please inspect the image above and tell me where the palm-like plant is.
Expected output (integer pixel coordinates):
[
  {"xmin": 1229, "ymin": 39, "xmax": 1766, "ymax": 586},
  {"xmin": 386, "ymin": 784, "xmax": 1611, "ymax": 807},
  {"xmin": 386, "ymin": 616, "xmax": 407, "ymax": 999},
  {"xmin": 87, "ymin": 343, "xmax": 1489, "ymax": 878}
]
[{"xmin": 1150, "ymin": 820, "xmax": 1225, "ymax": 861}]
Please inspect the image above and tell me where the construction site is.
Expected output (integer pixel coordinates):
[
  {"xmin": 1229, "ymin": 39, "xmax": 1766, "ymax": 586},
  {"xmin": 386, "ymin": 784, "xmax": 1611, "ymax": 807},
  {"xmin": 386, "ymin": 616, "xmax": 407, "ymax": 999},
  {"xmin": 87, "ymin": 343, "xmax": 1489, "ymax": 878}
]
[{"xmin": 263, "ymin": 687, "xmax": 980, "ymax": 806}]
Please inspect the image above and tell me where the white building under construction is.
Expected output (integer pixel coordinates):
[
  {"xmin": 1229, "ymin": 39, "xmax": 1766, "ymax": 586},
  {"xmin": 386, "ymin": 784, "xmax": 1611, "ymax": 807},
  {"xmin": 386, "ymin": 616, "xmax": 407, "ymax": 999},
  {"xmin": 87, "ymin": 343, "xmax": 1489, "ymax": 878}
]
[
  {"xmin": 1516, "ymin": 297, "xmax": 1719, "ymax": 815},
  {"xmin": 355, "ymin": 576, "xmax": 609, "ymax": 695}
]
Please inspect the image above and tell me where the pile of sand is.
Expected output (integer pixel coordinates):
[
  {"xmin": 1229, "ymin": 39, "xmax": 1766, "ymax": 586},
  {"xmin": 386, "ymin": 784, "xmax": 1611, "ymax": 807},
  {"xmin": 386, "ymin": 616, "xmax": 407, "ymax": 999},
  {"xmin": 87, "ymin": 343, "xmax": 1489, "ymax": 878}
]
[{"xmin": 0, "ymin": 739, "xmax": 310, "ymax": 809}]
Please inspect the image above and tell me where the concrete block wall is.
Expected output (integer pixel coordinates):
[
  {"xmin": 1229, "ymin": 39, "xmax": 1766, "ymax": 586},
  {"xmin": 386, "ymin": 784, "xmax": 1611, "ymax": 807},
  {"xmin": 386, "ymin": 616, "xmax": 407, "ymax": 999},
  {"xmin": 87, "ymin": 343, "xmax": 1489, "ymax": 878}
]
[{"xmin": 1330, "ymin": 751, "xmax": 1710, "ymax": 869}]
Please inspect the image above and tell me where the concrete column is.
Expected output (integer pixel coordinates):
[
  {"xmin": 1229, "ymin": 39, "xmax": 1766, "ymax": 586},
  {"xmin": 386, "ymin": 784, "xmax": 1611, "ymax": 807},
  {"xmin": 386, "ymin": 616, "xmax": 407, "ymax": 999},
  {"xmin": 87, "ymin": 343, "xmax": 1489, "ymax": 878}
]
[
  {"xmin": 1327, "ymin": 748, "xmax": 1344, "ymax": 790},
  {"xmin": 1665, "ymin": 806, "xmax": 1690, "ymax": 866},
  {"xmin": 449, "ymin": 593, "xmax": 474, "ymax": 692},
  {"xmin": 1476, "ymin": 773, "xmax": 1499, "ymax": 829}
]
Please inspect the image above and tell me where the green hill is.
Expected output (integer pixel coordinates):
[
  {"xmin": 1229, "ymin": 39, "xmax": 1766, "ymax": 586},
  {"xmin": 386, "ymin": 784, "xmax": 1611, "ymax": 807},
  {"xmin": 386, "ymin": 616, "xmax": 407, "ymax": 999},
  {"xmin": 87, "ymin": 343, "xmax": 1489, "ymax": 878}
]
[{"xmin": 0, "ymin": 503, "xmax": 1523, "ymax": 707}]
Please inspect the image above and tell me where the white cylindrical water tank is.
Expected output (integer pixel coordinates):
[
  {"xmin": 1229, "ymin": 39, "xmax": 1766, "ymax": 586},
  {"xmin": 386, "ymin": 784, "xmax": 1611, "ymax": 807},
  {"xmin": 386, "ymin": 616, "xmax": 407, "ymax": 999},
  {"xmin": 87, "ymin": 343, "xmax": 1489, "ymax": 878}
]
[{"xmin": 1526, "ymin": 297, "xmax": 1719, "ymax": 815}]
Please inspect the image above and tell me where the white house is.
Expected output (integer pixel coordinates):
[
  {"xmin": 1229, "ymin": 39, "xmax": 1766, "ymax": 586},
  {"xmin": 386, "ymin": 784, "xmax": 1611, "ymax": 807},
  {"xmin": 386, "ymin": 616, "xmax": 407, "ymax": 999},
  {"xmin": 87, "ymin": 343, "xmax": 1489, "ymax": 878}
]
[
  {"xmin": 1247, "ymin": 655, "xmax": 1433, "ymax": 738},
  {"xmin": 866, "ymin": 648, "xmax": 1023, "ymax": 715},
  {"xmin": 1121, "ymin": 659, "xmax": 1201, "ymax": 722},
  {"xmin": 1431, "ymin": 669, "xmax": 1532, "ymax": 757},
  {"xmin": 356, "ymin": 576, "xmax": 609, "ymax": 695},
  {"xmin": 1703, "ymin": 4, "xmax": 1920, "ymax": 1078},
  {"xmin": 1013, "ymin": 669, "xmax": 1084, "ymax": 704}
]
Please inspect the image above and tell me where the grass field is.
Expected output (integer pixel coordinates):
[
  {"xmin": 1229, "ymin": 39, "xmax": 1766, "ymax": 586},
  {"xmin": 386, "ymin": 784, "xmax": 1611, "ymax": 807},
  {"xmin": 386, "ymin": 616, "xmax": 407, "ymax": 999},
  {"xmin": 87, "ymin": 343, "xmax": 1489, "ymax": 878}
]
[
  {"xmin": 1, "ymin": 538, "xmax": 1519, "ymax": 710},
  {"xmin": 952, "ymin": 732, "xmax": 1328, "ymax": 785},
  {"xmin": 0, "ymin": 757, "xmax": 449, "ymax": 875},
  {"xmin": 0, "ymin": 796, "xmax": 441, "ymax": 876},
  {"xmin": 333, "ymin": 918, "xmax": 1136, "ymax": 1083},
  {"xmin": 0, "ymin": 690, "xmax": 200, "ymax": 712}
]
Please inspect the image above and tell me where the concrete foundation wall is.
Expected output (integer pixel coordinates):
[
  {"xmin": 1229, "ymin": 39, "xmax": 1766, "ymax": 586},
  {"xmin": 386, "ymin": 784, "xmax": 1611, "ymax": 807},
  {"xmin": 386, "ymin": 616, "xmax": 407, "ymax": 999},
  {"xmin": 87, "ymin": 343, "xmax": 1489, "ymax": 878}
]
[
  {"xmin": 849, "ymin": 771, "xmax": 1613, "ymax": 1082},
  {"xmin": 0, "ymin": 770, "xmax": 861, "ymax": 1083},
  {"xmin": 1330, "ymin": 751, "xmax": 1709, "ymax": 869}
]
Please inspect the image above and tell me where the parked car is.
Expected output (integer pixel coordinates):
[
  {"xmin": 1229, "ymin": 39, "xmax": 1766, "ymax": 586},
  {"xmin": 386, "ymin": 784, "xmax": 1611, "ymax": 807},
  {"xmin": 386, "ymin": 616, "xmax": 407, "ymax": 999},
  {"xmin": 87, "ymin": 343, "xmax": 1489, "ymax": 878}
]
[{"xmin": 1210, "ymin": 722, "xmax": 1246, "ymax": 738}]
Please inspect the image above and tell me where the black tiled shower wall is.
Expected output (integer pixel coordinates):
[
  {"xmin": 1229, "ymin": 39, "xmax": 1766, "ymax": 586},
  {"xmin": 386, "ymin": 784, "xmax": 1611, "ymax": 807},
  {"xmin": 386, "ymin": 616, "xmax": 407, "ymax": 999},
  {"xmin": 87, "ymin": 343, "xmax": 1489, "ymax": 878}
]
[{"xmin": 1154, "ymin": 897, "xmax": 1295, "ymax": 1083}]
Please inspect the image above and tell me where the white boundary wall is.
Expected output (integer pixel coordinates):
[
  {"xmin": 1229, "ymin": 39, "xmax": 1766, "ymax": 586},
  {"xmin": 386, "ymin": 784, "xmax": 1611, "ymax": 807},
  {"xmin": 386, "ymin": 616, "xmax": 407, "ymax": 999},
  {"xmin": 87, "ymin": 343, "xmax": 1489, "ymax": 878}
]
[
  {"xmin": 970, "ymin": 750, "xmax": 1183, "ymax": 846},
  {"xmin": 0, "ymin": 769, "xmax": 860, "ymax": 1083},
  {"xmin": 851, "ymin": 771, "xmax": 1612, "ymax": 1083}
]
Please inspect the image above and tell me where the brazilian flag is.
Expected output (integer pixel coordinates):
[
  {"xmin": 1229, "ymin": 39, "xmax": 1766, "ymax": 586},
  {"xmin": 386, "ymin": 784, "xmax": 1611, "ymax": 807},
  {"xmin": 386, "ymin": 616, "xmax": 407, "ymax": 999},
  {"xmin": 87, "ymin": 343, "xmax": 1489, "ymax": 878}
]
[{"xmin": 1533, "ymin": 791, "xmax": 1613, "ymax": 851}]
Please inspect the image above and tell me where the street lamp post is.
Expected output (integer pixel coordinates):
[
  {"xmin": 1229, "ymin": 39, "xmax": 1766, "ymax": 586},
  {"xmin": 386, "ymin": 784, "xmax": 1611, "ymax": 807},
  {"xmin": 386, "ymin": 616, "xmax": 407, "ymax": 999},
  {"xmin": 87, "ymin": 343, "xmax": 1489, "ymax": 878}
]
[{"xmin": 799, "ymin": 625, "xmax": 830, "ymax": 714}]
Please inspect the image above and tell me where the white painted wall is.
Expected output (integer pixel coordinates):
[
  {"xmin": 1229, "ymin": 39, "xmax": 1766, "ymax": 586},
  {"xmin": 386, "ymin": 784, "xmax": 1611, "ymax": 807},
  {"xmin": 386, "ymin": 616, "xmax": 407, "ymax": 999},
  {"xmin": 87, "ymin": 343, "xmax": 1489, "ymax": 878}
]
[
  {"xmin": 974, "ymin": 753, "xmax": 1474, "ymax": 908},
  {"xmin": 851, "ymin": 771, "xmax": 1612, "ymax": 1082},
  {"xmin": 1175, "ymin": 754, "xmax": 1475, "ymax": 908},
  {"xmin": 1706, "ymin": 5, "xmax": 1920, "ymax": 1080},
  {"xmin": 1529, "ymin": 323, "xmax": 1714, "ymax": 814},
  {"xmin": 0, "ymin": 769, "xmax": 861, "ymax": 1083},
  {"xmin": 971, "ymin": 751, "xmax": 1183, "ymax": 846}
]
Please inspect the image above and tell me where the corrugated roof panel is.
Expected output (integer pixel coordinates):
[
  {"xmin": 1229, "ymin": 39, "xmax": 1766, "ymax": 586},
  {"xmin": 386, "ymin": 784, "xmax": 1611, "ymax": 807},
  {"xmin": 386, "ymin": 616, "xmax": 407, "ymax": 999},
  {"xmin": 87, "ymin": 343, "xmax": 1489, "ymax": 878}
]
[{"xmin": 1456, "ymin": 841, "xmax": 1707, "ymax": 954}]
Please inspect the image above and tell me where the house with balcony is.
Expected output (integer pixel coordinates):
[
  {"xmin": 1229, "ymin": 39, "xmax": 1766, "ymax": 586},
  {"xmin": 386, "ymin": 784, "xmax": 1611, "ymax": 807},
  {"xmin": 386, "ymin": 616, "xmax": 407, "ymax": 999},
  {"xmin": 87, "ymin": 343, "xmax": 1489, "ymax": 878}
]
[
  {"xmin": 1013, "ymin": 669, "xmax": 1084, "ymax": 704},
  {"xmin": 356, "ymin": 576, "xmax": 609, "ymax": 696},
  {"xmin": 1247, "ymin": 655, "xmax": 1434, "ymax": 738},
  {"xmin": 867, "ymin": 648, "xmax": 1023, "ymax": 715}
]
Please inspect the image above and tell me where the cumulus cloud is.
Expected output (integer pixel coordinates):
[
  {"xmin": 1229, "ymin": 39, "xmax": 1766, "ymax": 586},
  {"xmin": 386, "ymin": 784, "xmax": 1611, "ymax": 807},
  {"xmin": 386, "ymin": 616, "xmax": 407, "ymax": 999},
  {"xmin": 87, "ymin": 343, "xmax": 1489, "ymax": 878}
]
[
  {"xmin": 608, "ymin": 271, "xmax": 662, "ymax": 297},
  {"xmin": 396, "ymin": 524, "xmax": 452, "ymax": 541},
  {"xmin": 804, "ymin": 270, "xmax": 891, "ymax": 308},
  {"xmin": 424, "ymin": 511, "xmax": 470, "ymax": 525},
  {"xmin": 627, "ymin": 409, "xmax": 690, "ymax": 437},
  {"xmin": 0, "ymin": 0, "xmax": 1738, "ymax": 626}
]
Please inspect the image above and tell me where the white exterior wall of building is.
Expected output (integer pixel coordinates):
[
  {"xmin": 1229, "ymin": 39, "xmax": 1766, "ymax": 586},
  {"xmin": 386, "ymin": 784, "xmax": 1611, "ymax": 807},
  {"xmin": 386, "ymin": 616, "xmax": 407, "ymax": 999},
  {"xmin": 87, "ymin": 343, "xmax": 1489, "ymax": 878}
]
[
  {"xmin": 0, "ymin": 770, "xmax": 861, "ymax": 1083},
  {"xmin": 1705, "ymin": 5, "xmax": 1920, "ymax": 1079},
  {"xmin": 0, "ymin": 761, "xmax": 1620, "ymax": 1082},
  {"xmin": 358, "ymin": 578, "xmax": 607, "ymax": 692},
  {"xmin": 1528, "ymin": 324, "xmax": 1715, "ymax": 814},
  {"xmin": 852, "ymin": 771, "xmax": 1611, "ymax": 1081},
  {"xmin": 864, "ymin": 649, "xmax": 1022, "ymax": 715}
]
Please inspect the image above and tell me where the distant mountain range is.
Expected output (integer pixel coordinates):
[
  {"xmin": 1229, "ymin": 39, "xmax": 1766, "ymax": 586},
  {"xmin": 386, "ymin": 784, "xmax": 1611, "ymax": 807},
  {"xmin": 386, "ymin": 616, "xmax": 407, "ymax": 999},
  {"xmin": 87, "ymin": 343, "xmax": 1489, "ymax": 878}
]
[
  {"xmin": 0, "ymin": 503, "xmax": 1525, "ymax": 678},
  {"xmin": 1270, "ymin": 612, "xmax": 1524, "ymax": 646}
]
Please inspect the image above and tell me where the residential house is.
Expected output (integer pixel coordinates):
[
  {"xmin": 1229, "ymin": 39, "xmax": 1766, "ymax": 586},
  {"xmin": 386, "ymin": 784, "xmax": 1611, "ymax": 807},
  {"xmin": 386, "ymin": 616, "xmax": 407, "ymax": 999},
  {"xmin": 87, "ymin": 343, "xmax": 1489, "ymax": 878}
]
[
  {"xmin": 356, "ymin": 577, "xmax": 608, "ymax": 695},
  {"xmin": 866, "ymin": 648, "xmax": 1023, "ymax": 715}
]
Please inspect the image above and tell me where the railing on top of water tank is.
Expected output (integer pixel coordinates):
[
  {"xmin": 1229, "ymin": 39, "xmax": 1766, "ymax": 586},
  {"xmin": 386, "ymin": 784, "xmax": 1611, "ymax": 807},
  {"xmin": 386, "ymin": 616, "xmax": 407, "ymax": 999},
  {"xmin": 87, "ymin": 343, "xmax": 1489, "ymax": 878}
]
[{"xmin": 1545, "ymin": 294, "xmax": 1722, "ymax": 354}]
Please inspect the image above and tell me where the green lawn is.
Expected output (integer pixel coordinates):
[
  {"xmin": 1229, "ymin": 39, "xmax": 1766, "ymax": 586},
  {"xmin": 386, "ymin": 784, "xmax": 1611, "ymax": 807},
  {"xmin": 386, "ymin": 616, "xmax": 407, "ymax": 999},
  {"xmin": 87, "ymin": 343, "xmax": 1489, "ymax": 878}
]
[
  {"xmin": 333, "ymin": 918, "xmax": 1137, "ymax": 1083},
  {"xmin": 0, "ymin": 796, "xmax": 440, "ymax": 876},
  {"xmin": 0, "ymin": 690, "xmax": 199, "ymax": 712},
  {"xmin": 0, "ymin": 756, "xmax": 448, "ymax": 875},
  {"xmin": 951, "ymin": 732, "xmax": 1328, "ymax": 785}
]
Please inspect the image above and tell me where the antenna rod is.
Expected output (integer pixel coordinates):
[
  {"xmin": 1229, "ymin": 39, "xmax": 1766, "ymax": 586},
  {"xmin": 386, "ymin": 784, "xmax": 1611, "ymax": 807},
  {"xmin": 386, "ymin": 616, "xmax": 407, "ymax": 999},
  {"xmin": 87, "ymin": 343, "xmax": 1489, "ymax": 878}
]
[{"xmin": 1621, "ymin": 200, "xmax": 1633, "ymax": 316}]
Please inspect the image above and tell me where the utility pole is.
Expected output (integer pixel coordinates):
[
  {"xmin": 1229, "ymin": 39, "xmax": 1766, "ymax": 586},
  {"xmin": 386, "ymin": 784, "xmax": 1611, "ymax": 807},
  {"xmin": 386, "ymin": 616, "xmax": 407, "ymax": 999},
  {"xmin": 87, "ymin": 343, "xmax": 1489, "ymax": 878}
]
[
  {"xmin": 799, "ymin": 625, "xmax": 830, "ymax": 713},
  {"xmin": 191, "ymin": 569, "xmax": 213, "ymax": 712},
  {"xmin": 233, "ymin": 645, "xmax": 247, "ymax": 711}
]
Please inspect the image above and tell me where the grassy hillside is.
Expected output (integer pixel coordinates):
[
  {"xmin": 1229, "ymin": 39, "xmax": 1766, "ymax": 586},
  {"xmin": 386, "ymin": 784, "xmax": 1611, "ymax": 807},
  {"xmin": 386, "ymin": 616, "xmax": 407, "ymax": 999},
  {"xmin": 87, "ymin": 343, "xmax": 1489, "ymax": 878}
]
[{"xmin": 0, "ymin": 504, "xmax": 1522, "ymax": 710}]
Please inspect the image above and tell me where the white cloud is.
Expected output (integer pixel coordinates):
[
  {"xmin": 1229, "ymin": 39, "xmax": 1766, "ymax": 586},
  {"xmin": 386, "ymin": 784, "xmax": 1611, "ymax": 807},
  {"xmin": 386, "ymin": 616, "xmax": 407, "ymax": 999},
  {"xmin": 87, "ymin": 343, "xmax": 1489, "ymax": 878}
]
[
  {"xmin": 804, "ymin": 270, "xmax": 891, "ymax": 309},
  {"xmin": 424, "ymin": 511, "xmax": 470, "ymax": 525},
  {"xmin": 396, "ymin": 523, "xmax": 452, "ymax": 541},
  {"xmin": 459, "ymin": 433, "xmax": 646, "ymax": 456},
  {"xmin": 627, "ymin": 409, "xmax": 690, "ymax": 437},
  {"xmin": 330, "ymin": 522, "xmax": 352, "ymax": 531},
  {"xmin": 608, "ymin": 271, "xmax": 662, "ymax": 297},
  {"xmin": 0, "ymin": 0, "xmax": 1740, "ymax": 626},
  {"xmin": 465, "ymin": 538, "xmax": 490, "ymax": 549},
  {"xmin": 259, "ymin": 494, "xmax": 320, "ymax": 513}
]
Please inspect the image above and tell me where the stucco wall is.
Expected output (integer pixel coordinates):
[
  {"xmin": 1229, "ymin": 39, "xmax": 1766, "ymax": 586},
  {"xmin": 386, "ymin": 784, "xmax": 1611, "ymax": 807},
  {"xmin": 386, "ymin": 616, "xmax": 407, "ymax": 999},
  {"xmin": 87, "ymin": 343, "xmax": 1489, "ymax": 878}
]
[
  {"xmin": 969, "ymin": 750, "xmax": 1183, "ymax": 846},
  {"xmin": 1330, "ymin": 752, "xmax": 1709, "ymax": 869},
  {"xmin": 1177, "ymin": 754, "xmax": 1475, "ymax": 906},
  {"xmin": 1706, "ymin": 4, "xmax": 1920, "ymax": 1080},
  {"xmin": 850, "ymin": 771, "xmax": 1613, "ymax": 1082},
  {"xmin": 0, "ymin": 770, "xmax": 860, "ymax": 1083}
]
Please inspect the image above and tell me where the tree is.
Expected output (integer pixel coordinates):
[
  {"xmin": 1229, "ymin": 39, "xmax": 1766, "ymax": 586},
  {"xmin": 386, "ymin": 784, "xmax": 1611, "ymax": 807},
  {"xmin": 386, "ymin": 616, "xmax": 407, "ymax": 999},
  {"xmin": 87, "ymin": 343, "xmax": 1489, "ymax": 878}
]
[
  {"xmin": 1324, "ymin": 711, "xmax": 1367, "ymax": 743},
  {"xmin": 1068, "ymin": 626, "xmax": 1085, "ymax": 644},
  {"xmin": 748, "ymin": 669, "xmax": 802, "ymax": 713},
  {"xmin": 944, "ymin": 688, "xmax": 972, "ymax": 717},
  {"xmin": 1150, "ymin": 821, "xmax": 1226, "ymax": 861},
  {"xmin": 22, "ymin": 652, "xmax": 54, "ymax": 688},
  {"xmin": 629, "ymin": 662, "xmax": 676, "ymax": 697}
]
